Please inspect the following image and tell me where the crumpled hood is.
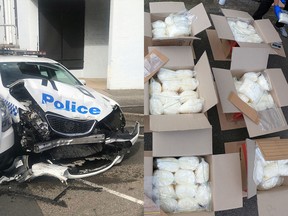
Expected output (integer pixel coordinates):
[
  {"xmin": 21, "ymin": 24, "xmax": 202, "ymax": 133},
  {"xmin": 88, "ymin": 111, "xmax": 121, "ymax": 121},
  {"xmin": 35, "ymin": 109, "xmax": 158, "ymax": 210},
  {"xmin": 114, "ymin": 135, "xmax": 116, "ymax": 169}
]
[{"xmin": 23, "ymin": 79, "xmax": 115, "ymax": 121}]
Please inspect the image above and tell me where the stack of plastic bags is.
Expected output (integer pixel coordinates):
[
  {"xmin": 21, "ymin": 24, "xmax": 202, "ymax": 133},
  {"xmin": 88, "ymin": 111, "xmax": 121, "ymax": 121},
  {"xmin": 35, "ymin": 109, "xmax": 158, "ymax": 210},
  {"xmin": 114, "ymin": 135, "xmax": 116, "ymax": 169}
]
[
  {"xmin": 152, "ymin": 10, "xmax": 197, "ymax": 38},
  {"xmin": 253, "ymin": 146, "xmax": 288, "ymax": 190},
  {"xmin": 227, "ymin": 18, "xmax": 263, "ymax": 43},
  {"xmin": 233, "ymin": 72, "xmax": 274, "ymax": 111},
  {"xmin": 149, "ymin": 68, "xmax": 204, "ymax": 115},
  {"xmin": 152, "ymin": 156, "xmax": 212, "ymax": 213}
]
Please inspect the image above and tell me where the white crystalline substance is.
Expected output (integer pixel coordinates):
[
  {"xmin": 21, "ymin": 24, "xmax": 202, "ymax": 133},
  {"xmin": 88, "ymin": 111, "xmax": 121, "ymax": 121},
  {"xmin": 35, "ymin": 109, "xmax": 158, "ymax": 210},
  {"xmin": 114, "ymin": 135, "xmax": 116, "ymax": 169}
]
[
  {"xmin": 152, "ymin": 20, "xmax": 167, "ymax": 29},
  {"xmin": 238, "ymin": 78, "xmax": 264, "ymax": 103},
  {"xmin": 228, "ymin": 19, "xmax": 263, "ymax": 43},
  {"xmin": 153, "ymin": 185, "xmax": 177, "ymax": 200},
  {"xmin": 166, "ymin": 24, "xmax": 191, "ymax": 37},
  {"xmin": 278, "ymin": 160, "xmax": 288, "ymax": 176},
  {"xmin": 162, "ymin": 80, "xmax": 182, "ymax": 92},
  {"xmin": 159, "ymin": 198, "xmax": 178, "ymax": 213},
  {"xmin": 178, "ymin": 156, "xmax": 199, "ymax": 170},
  {"xmin": 257, "ymin": 74, "xmax": 271, "ymax": 91},
  {"xmin": 233, "ymin": 77, "xmax": 242, "ymax": 91},
  {"xmin": 195, "ymin": 158, "xmax": 209, "ymax": 184},
  {"xmin": 150, "ymin": 97, "xmax": 164, "ymax": 115},
  {"xmin": 179, "ymin": 98, "xmax": 204, "ymax": 114},
  {"xmin": 156, "ymin": 158, "xmax": 180, "ymax": 173},
  {"xmin": 175, "ymin": 70, "xmax": 196, "ymax": 79},
  {"xmin": 195, "ymin": 184, "xmax": 211, "ymax": 207},
  {"xmin": 157, "ymin": 68, "xmax": 178, "ymax": 82},
  {"xmin": 150, "ymin": 78, "xmax": 162, "ymax": 95},
  {"xmin": 258, "ymin": 176, "xmax": 284, "ymax": 190},
  {"xmin": 179, "ymin": 90, "xmax": 199, "ymax": 104},
  {"xmin": 152, "ymin": 28, "xmax": 167, "ymax": 38},
  {"xmin": 174, "ymin": 169, "xmax": 196, "ymax": 185},
  {"xmin": 263, "ymin": 162, "xmax": 279, "ymax": 180},
  {"xmin": 253, "ymin": 158, "xmax": 264, "ymax": 185},
  {"xmin": 163, "ymin": 100, "xmax": 181, "ymax": 115},
  {"xmin": 242, "ymin": 72, "xmax": 260, "ymax": 82},
  {"xmin": 179, "ymin": 78, "xmax": 199, "ymax": 91},
  {"xmin": 253, "ymin": 92, "xmax": 274, "ymax": 111},
  {"xmin": 153, "ymin": 170, "xmax": 174, "ymax": 187},
  {"xmin": 175, "ymin": 184, "xmax": 198, "ymax": 199},
  {"xmin": 178, "ymin": 197, "xmax": 200, "ymax": 212},
  {"xmin": 159, "ymin": 91, "xmax": 179, "ymax": 105}
]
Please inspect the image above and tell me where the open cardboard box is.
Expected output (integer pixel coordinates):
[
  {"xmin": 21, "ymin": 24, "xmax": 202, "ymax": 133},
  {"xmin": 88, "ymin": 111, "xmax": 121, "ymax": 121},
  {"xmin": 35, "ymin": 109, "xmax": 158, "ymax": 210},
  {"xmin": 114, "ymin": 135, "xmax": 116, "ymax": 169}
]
[
  {"xmin": 144, "ymin": 149, "xmax": 243, "ymax": 215},
  {"xmin": 207, "ymin": 8, "xmax": 285, "ymax": 61},
  {"xmin": 246, "ymin": 138, "xmax": 288, "ymax": 216},
  {"xmin": 144, "ymin": 46, "xmax": 218, "ymax": 149},
  {"xmin": 213, "ymin": 47, "xmax": 288, "ymax": 137},
  {"xmin": 144, "ymin": 2, "xmax": 211, "ymax": 49}
]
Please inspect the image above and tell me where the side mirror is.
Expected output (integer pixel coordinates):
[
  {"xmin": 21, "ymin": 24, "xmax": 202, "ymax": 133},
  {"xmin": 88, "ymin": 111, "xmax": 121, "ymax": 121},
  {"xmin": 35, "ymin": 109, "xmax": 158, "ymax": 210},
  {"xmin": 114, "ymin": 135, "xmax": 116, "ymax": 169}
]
[{"xmin": 79, "ymin": 79, "xmax": 86, "ymax": 85}]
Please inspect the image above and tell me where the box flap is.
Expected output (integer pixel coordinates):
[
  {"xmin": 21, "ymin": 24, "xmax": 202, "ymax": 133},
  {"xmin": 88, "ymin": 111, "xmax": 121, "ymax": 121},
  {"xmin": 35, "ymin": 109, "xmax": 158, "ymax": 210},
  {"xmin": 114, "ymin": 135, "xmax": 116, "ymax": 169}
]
[
  {"xmin": 230, "ymin": 47, "xmax": 270, "ymax": 72},
  {"xmin": 228, "ymin": 92, "xmax": 259, "ymax": 124},
  {"xmin": 244, "ymin": 107, "xmax": 288, "ymax": 137},
  {"xmin": 144, "ymin": 82, "xmax": 149, "ymax": 115},
  {"xmin": 144, "ymin": 48, "xmax": 169, "ymax": 83},
  {"xmin": 246, "ymin": 139, "xmax": 257, "ymax": 199},
  {"xmin": 144, "ymin": 151, "xmax": 153, "ymax": 177},
  {"xmin": 257, "ymin": 186, "xmax": 288, "ymax": 216},
  {"xmin": 188, "ymin": 3, "xmax": 211, "ymax": 36},
  {"xmin": 265, "ymin": 69, "xmax": 288, "ymax": 107},
  {"xmin": 221, "ymin": 8, "xmax": 253, "ymax": 20},
  {"xmin": 212, "ymin": 68, "xmax": 238, "ymax": 113},
  {"xmin": 216, "ymin": 99, "xmax": 246, "ymax": 130},
  {"xmin": 212, "ymin": 153, "xmax": 243, "ymax": 211},
  {"xmin": 150, "ymin": 114, "xmax": 211, "ymax": 132},
  {"xmin": 206, "ymin": 29, "xmax": 231, "ymax": 61},
  {"xmin": 254, "ymin": 19, "xmax": 281, "ymax": 43},
  {"xmin": 148, "ymin": 46, "xmax": 194, "ymax": 69},
  {"xmin": 270, "ymin": 45, "xmax": 286, "ymax": 57},
  {"xmin": 145, "ymin": 12, "xmax": 152, "ymax": 37},
  {"xmin": 152, "ymin": 127, "xmax": 212, "ymax": 157},
  {"xmin": 195, "ymin": 52, "xmax": 218, "ymax": 112},
  {"xmin": 149, "ymin": 2, "xmax": 185, "ymax": 15},
  {"xmin": 210, "ymin": 14, "xmax": 234, "ymax": 41},
  {"xmin": 256, "ymin": 139, "xmax": 288, "ymax": 161}
]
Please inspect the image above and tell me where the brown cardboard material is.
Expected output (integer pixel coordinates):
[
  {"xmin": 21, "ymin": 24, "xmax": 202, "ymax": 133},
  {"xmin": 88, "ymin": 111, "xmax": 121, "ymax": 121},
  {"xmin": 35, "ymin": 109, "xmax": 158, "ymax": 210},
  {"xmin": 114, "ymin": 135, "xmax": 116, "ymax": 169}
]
[
  {"xmin": 145, "ymin": 2, "xmax": 211, "ymax": 47},
  {"xmin": 209, "ymin": 9, "xmax": 285, "ymax": 60},
  {"xmin": 144, "ymin": 12, "xmax": 153, "ymax": 56},
  {"xmin": 144, "ymin": 151, "xmax": 243, "ymax": 215},
  {"xmin": 145, "ymin": 47, "xmax": 217, "ymax": 148},
  {"xmin": 213, "ymin": 47, "xmax": 288, "ymax": 137},
  {"xmin": 256, "ymin": 139, "xmax": 288, "ymax": 161},
  {"xmin": 216, "ymin": 98, "xmax": 246, "ymax": 131},
  {"xmin": 228, "ymin": 92, "xmax": 259, "ymax": 124},
  {"xmin": 144, "ymin": 115, "xmax": 151, "ymax": 133},
  {"xmin": 144, "ymin": 48, "xmax": 169, "ymax": 83},
  {"xmin": 246, "ymin": 138, "xmax": 288, "ymax": 214}
]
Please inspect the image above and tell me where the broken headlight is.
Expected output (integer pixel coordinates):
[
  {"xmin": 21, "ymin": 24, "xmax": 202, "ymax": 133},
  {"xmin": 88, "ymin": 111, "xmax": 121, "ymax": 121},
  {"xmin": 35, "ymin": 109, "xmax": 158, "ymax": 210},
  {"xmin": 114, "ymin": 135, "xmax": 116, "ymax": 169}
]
[{"xmin": 0, "ymin": 99, "xmax": 12, "ymax": 132}]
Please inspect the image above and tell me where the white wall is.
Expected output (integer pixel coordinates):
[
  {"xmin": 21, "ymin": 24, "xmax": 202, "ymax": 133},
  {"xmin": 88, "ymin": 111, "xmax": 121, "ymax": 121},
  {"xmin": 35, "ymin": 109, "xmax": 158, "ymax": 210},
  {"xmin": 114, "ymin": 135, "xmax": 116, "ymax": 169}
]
[
  {"xmin": 107, "ymin": 0, "xmax": 143, "ymax": 89},
  {"xmin": 17, "ymin": 0, "xmax": 39, "ymax": 50},
  {"xmin": 83, "ymin": 0, "xmax": 110, "ymax": 78}
]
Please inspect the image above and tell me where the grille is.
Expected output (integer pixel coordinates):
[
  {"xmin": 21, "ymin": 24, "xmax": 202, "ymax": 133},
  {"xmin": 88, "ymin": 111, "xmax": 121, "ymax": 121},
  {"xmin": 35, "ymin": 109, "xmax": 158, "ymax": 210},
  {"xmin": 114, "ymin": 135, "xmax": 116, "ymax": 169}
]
[{"xmin": 46, "ymin": 114, "xmax": 96, "ymax": 136}]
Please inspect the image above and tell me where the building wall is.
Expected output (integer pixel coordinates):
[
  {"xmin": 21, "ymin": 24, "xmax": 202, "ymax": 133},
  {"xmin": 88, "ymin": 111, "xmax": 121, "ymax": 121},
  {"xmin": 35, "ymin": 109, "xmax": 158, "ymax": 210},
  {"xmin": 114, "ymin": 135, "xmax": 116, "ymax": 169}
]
[
  {"xmin": 82, "ymin": 0, "xmax": 110, "ymax": 78},
  {"xmin": 107, "ymin": 0, "xmax": 143, "ymax": 89},
  {"xmin": 17, "ymin": 0, "xmax": 38, "ymax": 50}
]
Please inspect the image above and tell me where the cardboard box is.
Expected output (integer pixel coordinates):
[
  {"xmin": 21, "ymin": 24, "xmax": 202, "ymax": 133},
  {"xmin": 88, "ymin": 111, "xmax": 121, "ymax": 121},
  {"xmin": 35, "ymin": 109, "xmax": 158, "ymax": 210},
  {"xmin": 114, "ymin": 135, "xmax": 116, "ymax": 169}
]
[
  {"xmin": 208, "ymin": 8, "xmax": 285, "ymax": 61},
  {"xmin": 145, "ymin": 46, "xmax": 218, "ymax": 151},
  {"xmin": 246, "ymin": 138, "xmax": 288, "ymax": 216},
  {"xmin": 213, "ymin": 47, "xmax": 288, "ymax": 137},
  {"xmin": 144, "ymin": 151, "xmax": 243, "ymax": 215},
  {"xmin": 144, "ymin": 2, "xmax": 211, "ymax": 48}
]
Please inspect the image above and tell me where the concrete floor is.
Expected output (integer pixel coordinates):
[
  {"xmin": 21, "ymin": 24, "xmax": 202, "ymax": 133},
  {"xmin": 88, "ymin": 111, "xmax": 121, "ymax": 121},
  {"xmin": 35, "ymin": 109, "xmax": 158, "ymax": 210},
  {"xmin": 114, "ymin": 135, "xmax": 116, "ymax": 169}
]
[{"xmin": 144, "ymin": 0, "xmax": 288, "ymax": 215}]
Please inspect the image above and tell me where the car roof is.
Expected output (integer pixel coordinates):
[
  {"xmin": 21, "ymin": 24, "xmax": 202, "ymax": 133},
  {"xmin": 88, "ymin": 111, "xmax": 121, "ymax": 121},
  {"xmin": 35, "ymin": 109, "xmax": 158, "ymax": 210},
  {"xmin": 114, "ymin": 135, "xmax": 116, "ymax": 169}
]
[{"xmin": 0, "ymin": 56, "xmax": 58, "ymax": 63}]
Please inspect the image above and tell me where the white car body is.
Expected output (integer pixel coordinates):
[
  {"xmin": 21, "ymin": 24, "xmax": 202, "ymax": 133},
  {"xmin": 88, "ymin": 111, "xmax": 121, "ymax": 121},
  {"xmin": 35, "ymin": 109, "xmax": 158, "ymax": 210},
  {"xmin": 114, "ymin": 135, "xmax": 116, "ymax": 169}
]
[{"xmin": 0, "ymin": 55, "xmax": 139, "ymax": 182}]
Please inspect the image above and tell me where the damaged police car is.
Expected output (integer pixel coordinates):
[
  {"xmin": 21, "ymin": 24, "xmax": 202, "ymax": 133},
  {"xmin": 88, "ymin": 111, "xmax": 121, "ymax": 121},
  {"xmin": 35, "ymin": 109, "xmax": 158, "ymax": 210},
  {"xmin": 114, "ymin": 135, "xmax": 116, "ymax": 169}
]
[{"xmin": 0, "ymin": 55, "xmax": 139, "ymax": 183}]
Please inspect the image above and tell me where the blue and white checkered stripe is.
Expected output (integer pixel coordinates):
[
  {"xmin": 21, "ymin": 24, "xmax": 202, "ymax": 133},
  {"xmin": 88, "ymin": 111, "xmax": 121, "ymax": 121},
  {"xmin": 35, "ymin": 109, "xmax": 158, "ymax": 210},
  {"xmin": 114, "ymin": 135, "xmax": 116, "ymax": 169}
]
[{"xmin": 4, "ymin": 100, "xmax": 18, "ymax": 116}]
